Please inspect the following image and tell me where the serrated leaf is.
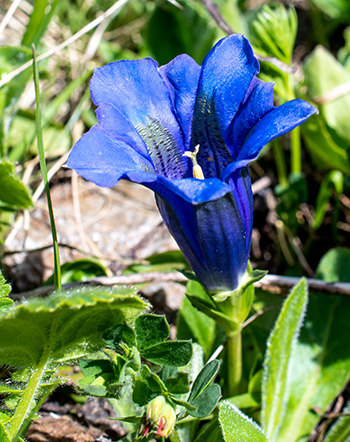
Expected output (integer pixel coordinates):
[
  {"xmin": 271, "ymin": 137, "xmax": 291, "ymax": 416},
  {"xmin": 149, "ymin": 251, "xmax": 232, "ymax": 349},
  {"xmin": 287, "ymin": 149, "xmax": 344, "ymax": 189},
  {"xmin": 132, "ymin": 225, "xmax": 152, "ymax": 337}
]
[
  {"xmin": 135, "ymin": 314, "xmax": 169, "ymax": 350},
  {"xmin": 141, "ymin": 341, "xmax": 192, "ymax": 367},
  {"xmin": 276, "ymin": 248, "xmax": 350, "ymax": 442},
  {"xmin": 0, "ymin": 161, "xmax": 33, "ymax": 208},
  {"xmin": 219, "ymin": 401, "xmax": 269, "ymax": 442},
  {"xmin": 0, "ymin": 286, "xmax": 147, "ymax": 367},
  {"xmin": 261, "ymin": 278, "xmax": 308, "ymax": 442}
]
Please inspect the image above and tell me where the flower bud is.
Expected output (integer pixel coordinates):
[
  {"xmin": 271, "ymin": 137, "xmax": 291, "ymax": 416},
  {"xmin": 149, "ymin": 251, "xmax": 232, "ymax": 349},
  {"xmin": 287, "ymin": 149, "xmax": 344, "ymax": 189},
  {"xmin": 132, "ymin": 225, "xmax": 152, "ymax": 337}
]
[{"xmin": 146, "ymin": 395, "xmax": 176, "ymax": 437}]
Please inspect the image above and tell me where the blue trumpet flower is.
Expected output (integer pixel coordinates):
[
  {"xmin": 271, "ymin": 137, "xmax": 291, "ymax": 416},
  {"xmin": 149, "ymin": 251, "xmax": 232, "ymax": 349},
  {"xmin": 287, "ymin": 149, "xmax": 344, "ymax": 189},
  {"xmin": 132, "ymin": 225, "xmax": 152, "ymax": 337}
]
[{"xmin": 67, "ymin": 34, "xmax": 316, "ymax": 292}]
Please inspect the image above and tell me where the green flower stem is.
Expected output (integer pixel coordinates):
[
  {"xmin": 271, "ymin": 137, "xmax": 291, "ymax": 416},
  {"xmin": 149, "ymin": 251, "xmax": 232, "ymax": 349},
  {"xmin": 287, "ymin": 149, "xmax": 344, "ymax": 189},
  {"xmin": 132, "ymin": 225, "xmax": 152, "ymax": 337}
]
[
  {"xmin": 272, "ymin": 139, "xmax": 288, "ymax": 188},
  {"xmin": 227, "ymin": 326, "xmax": 243, "ymax": 397},
  {"xmin": 7, "ymin": 351, "xmax": 49, "ymax": 442},
  {"xmin": 290, "ymin": 126, "xmax": 301, "ymax": 175}
]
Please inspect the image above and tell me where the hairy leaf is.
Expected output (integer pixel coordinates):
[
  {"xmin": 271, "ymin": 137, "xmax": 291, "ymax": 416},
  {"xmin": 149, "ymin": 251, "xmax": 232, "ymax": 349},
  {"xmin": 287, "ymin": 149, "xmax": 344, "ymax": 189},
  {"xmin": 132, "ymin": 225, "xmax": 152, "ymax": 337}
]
[
  {"xmin": 261, "ymin": 278, "xmax": 308, "ymax": 441},
  {"xmin": 219, "ymin": 401, "xmax": 268, "ymax": 442},
  {"xmin": 276, "ymin": 249, "xmax": 350, "ymax": 442},
  {"xmin": 0, "ymin": 286, "xmax": 147, "ymax": 368}
]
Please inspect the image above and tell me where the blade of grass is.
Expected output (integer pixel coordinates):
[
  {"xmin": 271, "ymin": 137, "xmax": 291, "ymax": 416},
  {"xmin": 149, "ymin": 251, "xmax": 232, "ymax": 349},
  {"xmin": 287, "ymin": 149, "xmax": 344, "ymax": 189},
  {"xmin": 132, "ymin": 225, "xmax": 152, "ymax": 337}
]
[{"xmin": 32, "ymin": 44, "xmax": 61, "ymax": 291}]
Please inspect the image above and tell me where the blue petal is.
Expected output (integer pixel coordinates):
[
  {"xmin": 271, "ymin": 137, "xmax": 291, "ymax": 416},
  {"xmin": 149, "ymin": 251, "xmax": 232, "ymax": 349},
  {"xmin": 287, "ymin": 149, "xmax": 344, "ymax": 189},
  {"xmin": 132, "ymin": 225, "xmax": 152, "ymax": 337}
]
[
  {"xmin": 155, "ymin": 168, "xmax": 253, "ymax": 291},
  {"xmin": 95, "ymin": 102, "xmax": 150, "ymax": 161},
  {"xmin": 222, "ymin": 99, "xmax": 318, "ymax": 180},
  {"xmin": 90, "ymin": 58, "xmax": 188, "ymax": 179},
  {"xmin": 159, "ymin": 55, "xmax": 201, "ymax": 149},
  {"xmin": 66, "ymin": 126, "xmax": 155, "ymax": 187},
  {"xmin": 230, "ymin": 79, "xmax": 275, "ymax": 159},
  {"xmin": 192, "ymin": 34, "xmax": 260, "ymax": 178},
  {"xmin": 155, "ymin": 176, "xmax": 232, "ymax": 204}
]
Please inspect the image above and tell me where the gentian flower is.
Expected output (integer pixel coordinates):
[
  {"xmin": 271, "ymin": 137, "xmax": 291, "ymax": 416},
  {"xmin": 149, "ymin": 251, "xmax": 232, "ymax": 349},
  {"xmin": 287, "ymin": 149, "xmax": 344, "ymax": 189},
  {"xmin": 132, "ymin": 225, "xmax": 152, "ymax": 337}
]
[{"xmin": 67, "ymin": 34, "xmax": 316, "ymax": 293}]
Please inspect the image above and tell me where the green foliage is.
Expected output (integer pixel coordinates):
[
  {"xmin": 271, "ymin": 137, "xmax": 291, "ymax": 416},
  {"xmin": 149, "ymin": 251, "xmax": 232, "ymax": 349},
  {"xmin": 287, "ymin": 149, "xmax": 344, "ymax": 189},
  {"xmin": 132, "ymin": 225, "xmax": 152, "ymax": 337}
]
[
  {"xmin": 0, "ymin": 286, "xmax": 147, "ymax": 368},
  {"xmin": 0, "ymin": 161, "xmax": 33, "ymax": 209},
  {"xmin": 250, "ymin": 4, "xmax": 297, "ymax": 65},
  {"xmin": 145, "ymin": 0, "xmax": 219, "ymax": 65},
  {"xmin": 301, "ymin": 114, "xmax": 350, "ymax": 174},
  {"xmin": 261, "ymin": 279, "xmax": 308, "ymax": 442},
  {"xmin": 218, "ymin": 401, "xmax": 268, "ymax": 442},
  {"xmin": 275, "ymin": 173, "xmax": 308, "ymax": 233},
  {"xmin": 304, "ymin": 45, "xmax": 350, "ymax": 144},
  {"xmin": 0, "ymin": 271, "xmax": 13, "ymax": 312},
  {"xmin": 187, "ymin": 360, "xmax": 221, "ymax": 417},
  {"xmin": 309, "ymin": 0, "xmax": 350, "ymax": 21},
  {"xmin": 45, "ymin": 258, "xmax": 109, "ymax": 285},
  {"xmin": 275, "ymin": 249, "xmax": 350, "ymax": 442},
  {"xmin": 323, "ymin": 402, "xmax": 350, "ymax": 442}
]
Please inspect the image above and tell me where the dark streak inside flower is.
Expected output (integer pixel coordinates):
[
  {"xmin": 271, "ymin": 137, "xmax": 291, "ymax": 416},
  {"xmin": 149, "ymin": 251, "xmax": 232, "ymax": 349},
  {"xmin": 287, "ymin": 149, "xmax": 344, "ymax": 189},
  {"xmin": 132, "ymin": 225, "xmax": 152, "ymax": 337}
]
[
  {"xmin": 135, "ymin": 117, "xmax": 186, "ymax": 179},
  {"xmin": 192, "ymin": 97, "xmax": 233, "ymax": 179}
]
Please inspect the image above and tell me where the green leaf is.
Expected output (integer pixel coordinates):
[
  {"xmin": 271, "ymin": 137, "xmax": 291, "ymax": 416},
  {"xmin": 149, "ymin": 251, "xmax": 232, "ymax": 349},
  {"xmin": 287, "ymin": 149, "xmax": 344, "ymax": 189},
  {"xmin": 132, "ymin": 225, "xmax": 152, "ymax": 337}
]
[
  {"xmin": 146, "ymin": 1, "xmax": 218, "ymax": 65},
  {"xmin": 103, "ymin": 322, "xmax": 136, "ymax": 349},
  {"xmin": 0, "ymin": 161, "xmax": 33, "ymax": 208},
  {"xmin": 135, "ymin": 314, "xmax": 169, "ymax": 350},
  {"xmin": 313, "ymin": 171, "xmax": 344, "ymax": 230},
  {"xmin": 0, "ymin": 286, "xmax": 147, "ymax": 367},
  {"xmin": 251, "ymin": 4, "xmax": 297, "ymax": 65},
  {"xmin": 0, "ymin": 272, "xmax": 13, "ymax": 312},
  {"xmin": 141, "ymin": 341, "xmax": 192, "ymax": 367},
  {"xmin": 304, "ymin": 46, "xmax": 350, "ymax": 143},
  {"xmin": 164, "ymin": 372, "xmax": 190, "ymax": 394},
  {"xmin": 188, "ymin": 360, "xmax": 220, "ymax": 403},
  {"xmin": 218, "ymin": 401, "xmax": 269, "ymax": 442},
  {"xmin": 45, "ymin": 258, "xmax": 109, "ymax": 285},
  {"xmin": 276, "ymin": 248, "xmax": 350, "ymax": 442},
  {"xmin": 177, "ymin": 294, "xmax": 219, "ymax": 361},
  {"xmin": 0, "ymin": 420, "xmax": 11, "ymax": 442},
  {"xmin": 308, "ymin": 0, "xmax": 350, "ymax": 20},
  {"xmin": 187, "ymin": 360, "xmax": 221, "ymax": 417},
  {"xmin": 21, "ymin": 0, "xmax": 60, "ymax": 47},
  {"xmin": 301, "ymin": 114, "xmax": 350, "ymax": 174},
  {"xmin": 261, "ymin": 278, "xmax": 308, "ymax": 442},
  {"xmin": 193, "ymin": 418, "xmax": 224, "ymax": 442},
  {"xmin": 124, "ymin": 250, "xmax": 189, "ymax": 275}
]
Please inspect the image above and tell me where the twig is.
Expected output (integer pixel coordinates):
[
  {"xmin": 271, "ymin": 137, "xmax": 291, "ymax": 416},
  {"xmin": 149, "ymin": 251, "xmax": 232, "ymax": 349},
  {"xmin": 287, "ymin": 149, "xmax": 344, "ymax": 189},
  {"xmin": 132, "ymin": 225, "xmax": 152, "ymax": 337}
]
[
  {"xmin": 308, "ymin": 377, "xmax": 350, "ymax": 442},
  {"xmin": 199, "ymin": 0, "xmax": 233, "ymax": 35},
  {"xmin": 0, "ymin": 0, "xmax": 23, "ymax": 35},
  {"xmin": 313, "ymin": 82, "xmax": 350, "ymax": 105},
  {"xmin": 11, "ymin": 272, "xmax": 350, "ymax": 300},
  {"xmin": 0, "ymin": 0, "xmax": 130, "ymax": 89},
  {"xmin": 242, "ymin": 305, "xmax": 279, "ymax": 328}
]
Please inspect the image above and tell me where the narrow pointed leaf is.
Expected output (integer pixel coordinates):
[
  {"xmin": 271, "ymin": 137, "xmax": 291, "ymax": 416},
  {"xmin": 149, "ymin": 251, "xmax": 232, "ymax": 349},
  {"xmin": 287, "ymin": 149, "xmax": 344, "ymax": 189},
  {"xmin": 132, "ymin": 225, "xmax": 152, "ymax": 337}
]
[
  {"xmin": 277, "ymin": 248, "xmax": 350, "ymax": 442},
  {"xmin": 261, "ymin": 278, "xmax": 308, "ymax": 441}
]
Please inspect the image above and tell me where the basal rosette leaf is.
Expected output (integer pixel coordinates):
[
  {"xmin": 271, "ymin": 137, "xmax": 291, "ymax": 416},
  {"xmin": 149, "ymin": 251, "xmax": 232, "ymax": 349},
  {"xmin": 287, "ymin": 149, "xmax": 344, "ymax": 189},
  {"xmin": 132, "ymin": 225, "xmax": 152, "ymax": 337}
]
[{"xmin": 0, "ymin": 286, "xmax": 148, "ymax": 368}]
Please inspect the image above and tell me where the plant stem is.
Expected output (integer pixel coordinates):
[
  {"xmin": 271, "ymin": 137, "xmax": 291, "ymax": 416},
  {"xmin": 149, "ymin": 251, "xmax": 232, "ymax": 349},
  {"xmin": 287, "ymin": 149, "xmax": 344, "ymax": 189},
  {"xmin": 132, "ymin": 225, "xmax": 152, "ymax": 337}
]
[
  {"xmin": 272, "ymin": 139, "xmax": 288, "ymax": 188},
  {"xmin": 32, "ymin": 44, "xmax": 61, "ymax": 291},
  {"xmin": 226, "ymin": 327, "xmax": 243, "ymax": 397},
  {"xmin": 290, "ymin": 126, "xmax": 301, "ymax": 175},
  {"xmin": 7, "ymin": 353, "xmax": 49, "ymax": 442}
]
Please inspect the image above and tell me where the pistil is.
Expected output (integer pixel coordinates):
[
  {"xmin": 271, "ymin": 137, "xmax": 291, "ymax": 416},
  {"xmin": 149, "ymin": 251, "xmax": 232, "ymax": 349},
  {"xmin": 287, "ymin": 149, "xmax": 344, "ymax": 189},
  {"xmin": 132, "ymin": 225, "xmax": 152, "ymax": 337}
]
[{"xmin": 183, "ymin": 144, "xmax": 204, "ymax": 179}]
